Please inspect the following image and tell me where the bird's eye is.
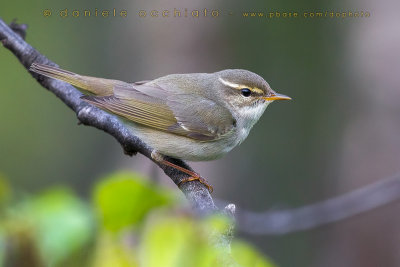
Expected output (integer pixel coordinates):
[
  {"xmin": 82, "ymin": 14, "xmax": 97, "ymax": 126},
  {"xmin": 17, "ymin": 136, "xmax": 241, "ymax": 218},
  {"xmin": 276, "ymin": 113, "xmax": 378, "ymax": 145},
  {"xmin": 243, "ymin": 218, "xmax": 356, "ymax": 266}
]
[{"xmin": 241, "ymin": 88, "xmax": 251, "ymax": 97}]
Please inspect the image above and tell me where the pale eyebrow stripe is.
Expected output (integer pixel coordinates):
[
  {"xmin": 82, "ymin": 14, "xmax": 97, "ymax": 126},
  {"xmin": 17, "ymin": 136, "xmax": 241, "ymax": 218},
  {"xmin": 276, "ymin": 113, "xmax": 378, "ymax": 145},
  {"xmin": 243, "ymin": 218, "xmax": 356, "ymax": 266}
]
[
  {"xmin": 219, "ymin": 77, "xmax": 264, "ymax": 95},
  {"xmin": 252, "ymin": 88, "xmax": 264, "ymax": 94},
  {"xmin": 218, "ymin": 77, "xmax": 241, "ymax": 89}
]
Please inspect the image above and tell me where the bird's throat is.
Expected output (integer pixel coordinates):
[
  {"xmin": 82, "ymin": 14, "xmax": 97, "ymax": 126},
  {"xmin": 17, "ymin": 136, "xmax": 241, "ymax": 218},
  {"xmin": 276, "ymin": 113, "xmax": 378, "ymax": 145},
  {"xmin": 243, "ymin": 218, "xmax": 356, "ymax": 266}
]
[{"xmin": 234, "ymin": 101, "xmax": 270, "ymax": 144}]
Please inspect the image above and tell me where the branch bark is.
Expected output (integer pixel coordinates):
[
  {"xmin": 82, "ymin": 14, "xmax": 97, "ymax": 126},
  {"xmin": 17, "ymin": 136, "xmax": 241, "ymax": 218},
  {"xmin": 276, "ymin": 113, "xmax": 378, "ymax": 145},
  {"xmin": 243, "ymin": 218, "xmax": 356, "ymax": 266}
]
[{"xmin": 0, "ymin": 18, "xmax": 218, "ymax": 215}]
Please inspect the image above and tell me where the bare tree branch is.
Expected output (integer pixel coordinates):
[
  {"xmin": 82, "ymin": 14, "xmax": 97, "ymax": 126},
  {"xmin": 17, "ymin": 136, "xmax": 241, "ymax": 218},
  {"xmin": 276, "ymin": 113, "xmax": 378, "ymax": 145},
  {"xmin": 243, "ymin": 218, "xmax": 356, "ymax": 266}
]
[
  {"xmin": 0, "ymin": 18, "xmax": 219, "ymax": 215},
  {"xmin": 235, "ymin": 172, "xmax": 400, "ymax": 235}
]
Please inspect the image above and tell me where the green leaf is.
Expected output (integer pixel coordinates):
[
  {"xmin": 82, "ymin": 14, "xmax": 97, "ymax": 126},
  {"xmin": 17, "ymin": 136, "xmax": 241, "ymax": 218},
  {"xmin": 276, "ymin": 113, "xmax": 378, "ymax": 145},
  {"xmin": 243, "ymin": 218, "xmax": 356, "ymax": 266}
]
[
  {"xmin": 139, "ymin": 214, "xmax": 239, "ymax": 267},
  {"xmin": 26, "ymin": 188, "xmax": 93, "ymax": 265},
  {"xmin": 93, "ymin": 172, "xmax": 174, "ymax": 231},
  {"xmin": 139, "ymin": 215, "xmax": 202, "ymax": 267},
  {"xmin": 91, "ymin": 231, "xmax": 138, "ymax": 267},
  {"xmin": 231, "ymin": 240, "xmax": 277, "ymax": 267}
]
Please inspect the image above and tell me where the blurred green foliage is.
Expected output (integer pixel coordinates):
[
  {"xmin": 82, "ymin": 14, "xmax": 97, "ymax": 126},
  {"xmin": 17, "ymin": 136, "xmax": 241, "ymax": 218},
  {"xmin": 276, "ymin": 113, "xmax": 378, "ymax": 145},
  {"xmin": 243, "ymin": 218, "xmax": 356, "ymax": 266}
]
[
  {"xmin": 0, "ymin": 172, "xmax": 276, "ymax": 267},
  {"xmin": 93, "ymin": 172, "xmax": 173, "ymax": 231}
]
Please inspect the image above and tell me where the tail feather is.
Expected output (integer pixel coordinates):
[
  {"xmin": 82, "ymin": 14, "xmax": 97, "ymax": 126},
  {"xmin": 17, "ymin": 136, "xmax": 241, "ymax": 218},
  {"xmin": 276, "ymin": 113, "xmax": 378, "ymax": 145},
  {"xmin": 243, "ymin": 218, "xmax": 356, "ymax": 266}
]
[{"xmin": 29, "ymin": 63, "xmax": 124, "ymax": 96}]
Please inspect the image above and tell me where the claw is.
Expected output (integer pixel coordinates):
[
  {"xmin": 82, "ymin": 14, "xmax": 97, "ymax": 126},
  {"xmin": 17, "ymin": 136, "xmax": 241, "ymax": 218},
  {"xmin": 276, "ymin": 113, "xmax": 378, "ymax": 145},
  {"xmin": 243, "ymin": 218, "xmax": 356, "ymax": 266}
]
[
  {"xmin": 178, "ymin": 176, "xmax": 214, "ymax": 193},
  {"xmin": 151, "ymin": 151, "xmax": 214, "ymax": 194}
]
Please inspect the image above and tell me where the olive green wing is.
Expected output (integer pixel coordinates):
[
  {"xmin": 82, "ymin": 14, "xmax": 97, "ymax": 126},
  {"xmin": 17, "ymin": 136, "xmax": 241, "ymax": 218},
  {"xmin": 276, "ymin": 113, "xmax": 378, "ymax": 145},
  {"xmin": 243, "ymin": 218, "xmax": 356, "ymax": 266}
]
[
  {"xmin": 166, "ymin": 94, "xmax": 236, "ymax": 140},
  {"xmin": 81, "ymin": 84, "xmax": 236, "ymax": 141}
]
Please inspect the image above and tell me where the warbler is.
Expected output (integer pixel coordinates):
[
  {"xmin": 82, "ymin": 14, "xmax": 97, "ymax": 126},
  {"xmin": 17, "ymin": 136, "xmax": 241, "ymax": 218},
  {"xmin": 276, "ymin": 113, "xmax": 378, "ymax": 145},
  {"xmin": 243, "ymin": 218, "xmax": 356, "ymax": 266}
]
[{"xmin": 29, "ymin": 63, "xmax": 291, "ymax": 192}]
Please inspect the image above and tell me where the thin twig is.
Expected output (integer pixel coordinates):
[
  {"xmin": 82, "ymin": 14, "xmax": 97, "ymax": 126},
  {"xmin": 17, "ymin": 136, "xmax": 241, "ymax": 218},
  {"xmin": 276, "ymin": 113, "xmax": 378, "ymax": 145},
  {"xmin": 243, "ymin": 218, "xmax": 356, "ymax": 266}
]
[{"xmin": 234, "ymin": 172, "xmax": 400, "ymax": 235}]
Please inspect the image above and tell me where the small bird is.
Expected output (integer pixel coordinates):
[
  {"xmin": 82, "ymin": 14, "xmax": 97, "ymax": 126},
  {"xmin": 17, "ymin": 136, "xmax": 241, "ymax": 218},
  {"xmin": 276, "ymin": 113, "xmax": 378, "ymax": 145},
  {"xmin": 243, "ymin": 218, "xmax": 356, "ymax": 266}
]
[{"xmin": 29, "ymin": 63, "xmax": 291, "ymax": 192}]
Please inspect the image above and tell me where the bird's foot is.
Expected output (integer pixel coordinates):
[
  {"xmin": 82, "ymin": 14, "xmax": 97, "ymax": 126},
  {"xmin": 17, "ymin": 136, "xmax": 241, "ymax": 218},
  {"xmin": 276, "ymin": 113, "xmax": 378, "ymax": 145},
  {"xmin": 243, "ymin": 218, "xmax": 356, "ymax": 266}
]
[
  {"xmin": 151, "ymin": 150, "xmax": 213, "ymax": 193},
  {"xmin": 177, "ymin": 175, "xmax": 213, "ymax": 193}
]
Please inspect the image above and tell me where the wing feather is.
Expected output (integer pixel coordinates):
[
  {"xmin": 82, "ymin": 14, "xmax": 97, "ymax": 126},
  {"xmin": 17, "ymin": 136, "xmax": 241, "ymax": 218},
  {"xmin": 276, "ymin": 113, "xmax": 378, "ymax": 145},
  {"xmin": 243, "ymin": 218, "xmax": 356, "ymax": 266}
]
[{"xmin": 81, "ymin": 83, "xmax": 236, "ymax": 141}]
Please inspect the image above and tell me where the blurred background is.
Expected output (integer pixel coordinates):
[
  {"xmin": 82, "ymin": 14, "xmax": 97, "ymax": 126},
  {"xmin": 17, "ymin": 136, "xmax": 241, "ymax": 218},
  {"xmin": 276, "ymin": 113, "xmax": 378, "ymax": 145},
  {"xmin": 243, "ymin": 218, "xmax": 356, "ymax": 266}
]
[{"xmin": 1, "ymin": 0, "xmax": 400, "ymax": 266}]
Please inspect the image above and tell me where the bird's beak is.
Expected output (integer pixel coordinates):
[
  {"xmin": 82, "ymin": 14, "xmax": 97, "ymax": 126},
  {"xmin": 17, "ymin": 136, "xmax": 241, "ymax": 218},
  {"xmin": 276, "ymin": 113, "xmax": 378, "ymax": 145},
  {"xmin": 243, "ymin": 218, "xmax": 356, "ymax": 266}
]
[{"xmin": 263, "ymin": 93, "xmax": 292, "ymax": 101}]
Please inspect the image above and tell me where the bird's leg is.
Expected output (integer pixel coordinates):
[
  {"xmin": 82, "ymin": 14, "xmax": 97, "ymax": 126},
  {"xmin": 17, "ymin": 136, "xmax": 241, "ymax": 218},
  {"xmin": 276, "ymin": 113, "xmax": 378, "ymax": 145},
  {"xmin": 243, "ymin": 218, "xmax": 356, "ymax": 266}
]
[
  {"xmin": 161, "ymin": 160, "xmax": 214, "ymax": 193},
  {"xmin": 151, "ymin": 151, "xmax": 214, "ymax": 193}
]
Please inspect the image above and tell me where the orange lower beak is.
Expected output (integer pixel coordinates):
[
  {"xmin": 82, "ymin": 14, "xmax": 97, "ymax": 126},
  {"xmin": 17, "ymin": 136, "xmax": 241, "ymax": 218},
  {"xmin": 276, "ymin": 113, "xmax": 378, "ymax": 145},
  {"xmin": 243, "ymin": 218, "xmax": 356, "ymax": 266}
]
[{"xmin": 263, "ymin": 93, "xmax": 292, "ymax": 101}]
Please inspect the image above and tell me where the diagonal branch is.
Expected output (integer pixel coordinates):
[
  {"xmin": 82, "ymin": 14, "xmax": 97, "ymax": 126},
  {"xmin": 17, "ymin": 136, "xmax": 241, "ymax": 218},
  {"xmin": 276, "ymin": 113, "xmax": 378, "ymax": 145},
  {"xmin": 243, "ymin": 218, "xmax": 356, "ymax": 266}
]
[{"xmin": 0, "ymin": 18, "xmax": 218, "ymax": 214}]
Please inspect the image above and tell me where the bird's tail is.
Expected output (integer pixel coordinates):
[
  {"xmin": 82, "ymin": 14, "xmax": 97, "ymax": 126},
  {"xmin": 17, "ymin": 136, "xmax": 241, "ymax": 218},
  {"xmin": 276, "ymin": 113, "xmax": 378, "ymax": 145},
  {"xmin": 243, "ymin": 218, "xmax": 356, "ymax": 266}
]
[{"xmin": 29, "ymin": 63, "xmax": 125, "ymax": 96}]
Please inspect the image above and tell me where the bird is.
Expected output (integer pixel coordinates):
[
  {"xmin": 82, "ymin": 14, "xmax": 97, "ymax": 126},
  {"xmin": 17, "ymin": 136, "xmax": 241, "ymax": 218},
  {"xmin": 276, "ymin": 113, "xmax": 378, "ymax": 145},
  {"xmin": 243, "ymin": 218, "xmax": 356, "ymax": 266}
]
[{"xmin": 29, "ymin": 63, "xmax": 291, "ymax": 192}]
